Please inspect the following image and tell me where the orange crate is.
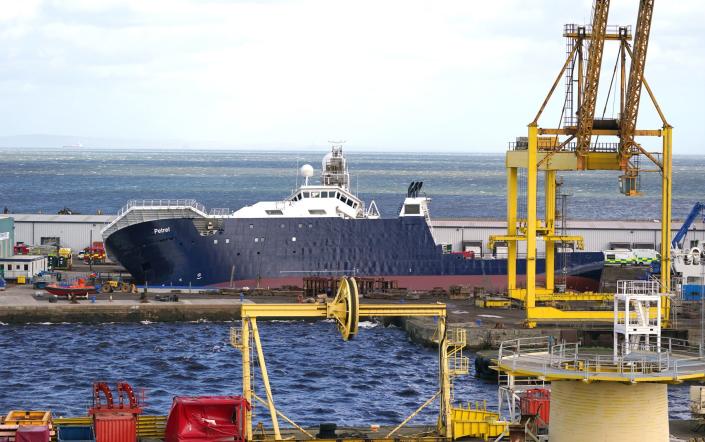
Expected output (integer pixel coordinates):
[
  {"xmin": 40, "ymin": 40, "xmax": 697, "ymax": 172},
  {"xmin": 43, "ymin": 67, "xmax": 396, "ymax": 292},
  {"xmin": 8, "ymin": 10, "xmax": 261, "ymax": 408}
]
[{"xmin": 3, "ymin": 411, "xmax": 51, "ymax": 426}]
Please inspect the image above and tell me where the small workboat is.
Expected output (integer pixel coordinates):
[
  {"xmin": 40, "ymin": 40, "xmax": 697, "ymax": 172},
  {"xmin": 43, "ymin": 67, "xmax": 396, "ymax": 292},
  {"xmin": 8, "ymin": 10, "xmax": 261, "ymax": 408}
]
[{"xmin": 45, "ymin": 278, "xmax": 97, "ymax": 297}]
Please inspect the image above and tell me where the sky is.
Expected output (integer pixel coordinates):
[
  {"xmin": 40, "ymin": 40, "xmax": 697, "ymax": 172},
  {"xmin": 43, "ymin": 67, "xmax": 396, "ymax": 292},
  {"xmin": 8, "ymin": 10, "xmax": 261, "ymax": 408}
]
[{"xmin": 0, "ymin": 0, "xmax": 703, "ymax": 152}]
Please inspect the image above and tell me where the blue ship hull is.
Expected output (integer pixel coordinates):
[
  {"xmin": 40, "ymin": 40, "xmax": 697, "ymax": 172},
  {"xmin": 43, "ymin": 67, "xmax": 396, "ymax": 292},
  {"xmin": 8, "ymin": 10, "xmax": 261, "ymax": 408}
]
[{"xmin": 105, "ymin": 216, "xmax": 604, "ymax": 291}]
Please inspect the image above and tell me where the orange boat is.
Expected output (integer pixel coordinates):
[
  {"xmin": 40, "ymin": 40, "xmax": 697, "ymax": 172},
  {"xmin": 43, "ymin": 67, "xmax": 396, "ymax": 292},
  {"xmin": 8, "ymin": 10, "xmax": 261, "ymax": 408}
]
[{"xmin": 45, "ymin": 278, "xmax": 97, "ymax": 297}]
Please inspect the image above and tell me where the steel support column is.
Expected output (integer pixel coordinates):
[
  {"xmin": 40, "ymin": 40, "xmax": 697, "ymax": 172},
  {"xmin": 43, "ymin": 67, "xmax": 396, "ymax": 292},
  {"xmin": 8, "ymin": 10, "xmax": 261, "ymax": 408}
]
[
  {"xmin": 526, "ymin": 124, "xmax": 538, "ymax": 325},
  {"xmin": 251, "ymin": 319, "xmax": 281, "ymax": 440},
  {"xmin": 241, "ymin": 318, "xmax": 252, "ymax": 441},
  {"xmin": 438, "ymin": 315, "xmax": 452, "ymax": 439},
  {"xmin": 545, "ymin": 170, "xmax": 556, "ymax": 292},
  {"xmin": 507, "ymin": 167, "xmax": 518, "ymax": 296},
  {"xmin": 661, "ymin": 125, "xmax": 672, "ymax": 325}
]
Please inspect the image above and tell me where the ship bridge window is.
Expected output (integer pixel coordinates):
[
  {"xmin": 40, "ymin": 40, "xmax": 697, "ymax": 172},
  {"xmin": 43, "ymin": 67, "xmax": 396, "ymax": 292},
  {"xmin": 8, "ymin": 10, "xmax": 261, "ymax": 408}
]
[
  {"xmin": 309, "ymin": 209, "xmax": 327, "ymax": 215},
  {"xmin": 404, "ymin": 204, "xmax": 421, "ymax": 215},
  {"xmin": 346, "ymin": 199, "xmax": 354, "ymax": 207},
  {"xmin": 303, "ymin": 192, "xmax": 310, "ymax": 198},
  {"xmin": 321, "ymin": 191, "xmax": 329, "ymax": 198},
  {"xmin": 310, "ymin": 191, "xmax": 320, "ymax": 198},
  {"xmin": 265, "ymin": 209, "xmax": 283, "ymax": 215}
]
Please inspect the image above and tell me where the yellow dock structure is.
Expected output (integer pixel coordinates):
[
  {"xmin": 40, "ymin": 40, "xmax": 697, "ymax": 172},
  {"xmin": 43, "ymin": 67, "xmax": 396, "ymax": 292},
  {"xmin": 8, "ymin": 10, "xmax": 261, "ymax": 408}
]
[
  {"xmin": 230, "ymin": 277, "xmax": 485, "ymax": 441},
  {"xmin": 490, "ymin": 0, "xmax": 673, "ymax": 328},
  {"xmin": 495, "ymin": 280, "xmax": 705, "ymax": 442}
]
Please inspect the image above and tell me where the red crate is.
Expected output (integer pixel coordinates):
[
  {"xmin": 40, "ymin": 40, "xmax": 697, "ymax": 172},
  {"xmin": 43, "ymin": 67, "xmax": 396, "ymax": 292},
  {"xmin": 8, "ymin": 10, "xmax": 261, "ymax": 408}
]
[
  {"xmin": 15, "ymin": 426, "xmax": 50, "ymax": 442},
  {"xmin": 95, "ymin": 413, "xmax": 136, "ymax": 442},
  {"xmin": 519, "ymin": 388, "xmax": 550, "ymax": 427},
  {"xmin": 164, "ymin": 396, "xmax": 250, "ymax": 442}
]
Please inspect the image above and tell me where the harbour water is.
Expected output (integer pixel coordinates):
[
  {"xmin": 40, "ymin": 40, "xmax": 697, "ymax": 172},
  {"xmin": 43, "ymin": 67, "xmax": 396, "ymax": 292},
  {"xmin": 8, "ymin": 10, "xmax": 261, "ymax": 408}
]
[
  {"xmin": 0, "ymin": 321, "xmax": 691, "ymax": 422},
  {"xmin": 0, "ymin": 148, "xmax": 699, "ymax": 423},
  {"xmin": 0, "ymin": 321, "xmax": 495, "ymax": 424},
  {"xmin": 1, "ymin": 148, "xmax": 703, "ymax": 220}
]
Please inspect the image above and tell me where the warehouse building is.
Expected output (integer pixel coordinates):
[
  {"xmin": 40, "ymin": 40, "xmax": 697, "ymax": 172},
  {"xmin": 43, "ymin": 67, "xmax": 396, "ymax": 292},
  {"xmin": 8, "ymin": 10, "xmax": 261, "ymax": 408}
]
[
  {"xmin": 12, "ymin": 214, "xmax": 113, "ymax": 252},
  {"xmin": 8, "ymin": 213, "xmax": 703, "ymax": 260},
  {"xmin": 0, "ymin": 215, "xmax": 13, "ymax": 258},
  {"xmin": 430, "ymin": 218, "xmax": 705, "ymax": 257}
]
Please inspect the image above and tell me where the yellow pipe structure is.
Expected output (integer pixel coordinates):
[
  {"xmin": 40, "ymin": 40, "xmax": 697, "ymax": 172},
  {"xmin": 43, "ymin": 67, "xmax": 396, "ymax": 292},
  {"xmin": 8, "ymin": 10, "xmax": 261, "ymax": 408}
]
[
  {"xmin": 526, "ymin": 124, "xmax": 538, "ymax": 327},
  {"xmin": 251, "ymin": 319, "xmax": 282, "ymax": 440},
  {"xmin": 241, "ymin": 319, "xmax": 252, "ymax": 441},
  {"xmin": 661, "ymin": 125, "xmax": 673, "ymax": 325},
  {"xmin": 438, "ymin": 315, "xmax": 451, "ymax": 438},
  {"xmin": 234, "ymin": 280, "xmax": 456, "ymax": 440},
  {"xmin": 544, "ymin": 169, "xmax": 556, "ymax": 293},
  {"xmin": 494, "ymin": 4, "xmax": 673, "ymax": 328},
  {"xmin": 507, "ymin": 167, "xmax": 518, "ymax": 295}
]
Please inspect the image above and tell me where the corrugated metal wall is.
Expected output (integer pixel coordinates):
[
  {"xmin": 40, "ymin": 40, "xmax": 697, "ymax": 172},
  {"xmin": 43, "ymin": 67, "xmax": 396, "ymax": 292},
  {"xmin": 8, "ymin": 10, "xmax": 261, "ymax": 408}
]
[
  {"xmin": 0, "ymin": 217, "xmax": 13, "ymax": 258},
  {"xmin": 432, "ymin": 224, "xmax": 705, "ymax": 257},
  {"xmin": 14, "ymin": 221, "xmax": 108, "ymax": 252}
]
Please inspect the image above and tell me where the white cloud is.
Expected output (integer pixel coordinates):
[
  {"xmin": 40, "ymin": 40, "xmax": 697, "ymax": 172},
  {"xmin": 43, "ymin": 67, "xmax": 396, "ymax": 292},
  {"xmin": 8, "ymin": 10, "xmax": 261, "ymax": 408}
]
[{"xmin": 0, "ymin": 0, "xmax": 702, "ymax": 152}]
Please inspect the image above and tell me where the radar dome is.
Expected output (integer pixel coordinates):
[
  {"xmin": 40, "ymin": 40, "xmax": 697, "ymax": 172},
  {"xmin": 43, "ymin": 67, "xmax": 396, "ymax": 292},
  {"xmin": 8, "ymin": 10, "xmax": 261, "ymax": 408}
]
[{"xmin": 300, "ymin": 164, "xmax": 314, "ymax": 178}]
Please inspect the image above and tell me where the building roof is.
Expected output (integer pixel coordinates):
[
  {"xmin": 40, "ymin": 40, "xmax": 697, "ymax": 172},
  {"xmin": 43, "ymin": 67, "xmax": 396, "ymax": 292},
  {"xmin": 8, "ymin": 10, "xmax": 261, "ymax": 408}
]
[
  {"xmin": 431, "ymin": 218, "xmax": 705, "ymax": 231},
  {"xmin": 0, "ymin": 255, "xmax": 47, "ymax": 261},
  {"xmin": 9, "ymin": 214, "xmax": 114, "ymax": 224}
]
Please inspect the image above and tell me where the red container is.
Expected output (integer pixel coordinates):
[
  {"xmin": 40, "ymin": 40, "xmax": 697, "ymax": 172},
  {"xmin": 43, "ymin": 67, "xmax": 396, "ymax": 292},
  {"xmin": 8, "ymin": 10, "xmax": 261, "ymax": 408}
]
[
  {"xmin": 519, "ymin": 388, "xmax": 551, "ymax": 427},
  {"xmin": 15, "ymin": 426, "xmax": 50, "ymax": 442},
  {"xmin": 164, "ymin": 396, "xmax": 250, "ymax": 442},
  {"xmin": 94, "ymin": 413, "xmax": 137, "ymax": 442}
]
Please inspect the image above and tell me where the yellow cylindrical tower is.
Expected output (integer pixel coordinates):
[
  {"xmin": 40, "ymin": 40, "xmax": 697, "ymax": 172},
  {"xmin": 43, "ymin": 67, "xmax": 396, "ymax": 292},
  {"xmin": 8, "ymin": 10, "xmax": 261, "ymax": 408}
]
[{"xmin": 549, "ymin": 381, "xmax": 668, "ymax": 442}]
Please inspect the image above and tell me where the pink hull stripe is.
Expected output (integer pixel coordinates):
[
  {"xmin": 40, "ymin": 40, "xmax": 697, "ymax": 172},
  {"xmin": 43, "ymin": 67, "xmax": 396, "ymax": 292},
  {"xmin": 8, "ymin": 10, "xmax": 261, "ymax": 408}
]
[{"xmin": 211, "ymin": 274, "xmax": 599, "ymax": 293}]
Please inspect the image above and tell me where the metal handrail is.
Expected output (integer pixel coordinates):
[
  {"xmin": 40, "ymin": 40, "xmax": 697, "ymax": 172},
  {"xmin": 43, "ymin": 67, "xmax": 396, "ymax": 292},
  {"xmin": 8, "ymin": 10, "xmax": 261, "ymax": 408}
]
[
  {"xmin": 117, "ymin": 199, "xmax": 207, "ymax": 217},
  {"xmin": 498, "ymin": 336, "xmax": 705, "ymax": 377}
]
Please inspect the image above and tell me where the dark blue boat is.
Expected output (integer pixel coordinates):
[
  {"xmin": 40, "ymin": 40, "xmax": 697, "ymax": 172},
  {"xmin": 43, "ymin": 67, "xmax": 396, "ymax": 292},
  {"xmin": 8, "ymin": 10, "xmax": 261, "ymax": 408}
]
[{"xmin": 102, "ymin": 146, "xmax": 603, "ymax": 290}]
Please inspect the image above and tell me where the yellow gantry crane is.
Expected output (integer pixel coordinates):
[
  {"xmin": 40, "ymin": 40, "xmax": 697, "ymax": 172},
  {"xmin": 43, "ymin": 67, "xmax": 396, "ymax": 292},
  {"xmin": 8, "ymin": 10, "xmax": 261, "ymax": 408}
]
[
  {"xmin": 230, "ymin": 277, "xmax": 471, "ymax": 441},
  {"xmin": 490, "ymin": 0, "xmax": 671, "ymax": 327}
]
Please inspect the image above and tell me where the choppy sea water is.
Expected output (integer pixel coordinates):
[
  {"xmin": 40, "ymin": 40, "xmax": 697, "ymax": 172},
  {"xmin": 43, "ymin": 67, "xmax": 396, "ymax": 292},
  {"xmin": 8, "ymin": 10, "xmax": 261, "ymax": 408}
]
[
  {"xmin": 0, "ymin": 149, "xmax": 698, "ymax": 422},
  {"xmin": 1, "ymin": 148, "xmax": 703, "ymax": 220},
  {"xmin": 0, "ymin": 321, "xmax": 691, "ymax": 422}
]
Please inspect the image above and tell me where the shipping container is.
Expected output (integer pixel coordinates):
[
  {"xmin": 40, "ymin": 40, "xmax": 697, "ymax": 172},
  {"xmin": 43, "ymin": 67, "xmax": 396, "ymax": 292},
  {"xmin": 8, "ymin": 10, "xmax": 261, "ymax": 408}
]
[
  {"xmin": 57, "ymin": 426, "xmax": 95, "ymax": 442},
  {"xmin": 519, "ymin": 388, "xmax": 550, "ymax": 428},
  {"xmin": 94, "ymin": 414, "xmax": 136, "ymax": 442}
]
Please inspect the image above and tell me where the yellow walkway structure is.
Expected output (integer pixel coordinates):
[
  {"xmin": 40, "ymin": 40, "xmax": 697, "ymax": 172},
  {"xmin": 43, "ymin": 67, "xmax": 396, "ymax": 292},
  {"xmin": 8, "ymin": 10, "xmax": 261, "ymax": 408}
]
[{"xmin": 230, "ymin": 277, "xmax": 476, "ymax": 441}]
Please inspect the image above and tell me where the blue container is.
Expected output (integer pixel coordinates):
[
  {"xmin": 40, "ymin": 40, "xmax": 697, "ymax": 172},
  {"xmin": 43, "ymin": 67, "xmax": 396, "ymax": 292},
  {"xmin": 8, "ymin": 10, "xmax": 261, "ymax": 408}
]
[
  {"xmin": 57, "ymin": 426, "xmax": 95, "ymax": 442},
  {"xmin": 683, "ymin": 284, "xmax": 705, "ymax": 301}
]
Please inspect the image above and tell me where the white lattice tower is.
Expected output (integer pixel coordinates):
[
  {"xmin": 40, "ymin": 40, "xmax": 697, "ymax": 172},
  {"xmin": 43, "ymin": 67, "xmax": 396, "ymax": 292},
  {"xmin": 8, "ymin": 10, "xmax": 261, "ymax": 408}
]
[{"xmin": 613, "ymin": 280, "xmax": 662, "ymax": 360}]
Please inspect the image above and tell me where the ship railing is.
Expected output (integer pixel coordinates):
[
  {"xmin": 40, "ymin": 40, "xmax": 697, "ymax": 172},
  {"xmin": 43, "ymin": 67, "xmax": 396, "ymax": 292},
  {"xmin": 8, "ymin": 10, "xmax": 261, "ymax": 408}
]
[
  {"xmin": 102, "ymin": 199, "xmax": 209, "ymax": 235},
  {"xmin": 117, "ymin": 199, "xmax": 207, "ymax": 216},
  {"xmin": 209, "ymin": 208, "xmax": 231, "ymax": 217}
]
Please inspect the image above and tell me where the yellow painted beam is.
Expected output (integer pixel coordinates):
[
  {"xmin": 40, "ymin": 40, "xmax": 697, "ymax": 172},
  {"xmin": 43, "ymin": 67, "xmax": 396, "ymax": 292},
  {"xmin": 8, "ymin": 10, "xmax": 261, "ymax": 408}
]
[
  {"xmin": 241, "ymin": 318, "xmax": 252, "ymax": 440},
  {"xmin": 242, "ymin": 303, "xmax": 446, "ymax": 319},
  {"xmin": 545, "ymin": 170, "xmax": 556, "ymax": 292},
  {"xmin": 563, "ymin": 31, "xmax": 631, "ymax": 40},
  {"xmin": 527, "ymin": 306, "xmax": 658, "ymax": 321},
  {"xmin": 661, "ymin": 125, "xmax": 673, "ymax": 327},
  {"xmin": 545, "ymin": 235, "xmax": 584, "ymax": 250},
  {"xmin": 526, "ymin": 125, "xmax": 538, "ymax": 312},
  {"xmin": 539, "ymin": 128, "xmax": 662, "ymax": 137},
  {"xmin": 507, "ymin": 167, "xmax": 518, "ymax": 292},
  {"xmin": 495, "ymin": 366, "xmax": 704, "ymax": 384},
  {"xmin": 511, "ymin": 289, "xmax": 614, "ymax": 302},
  {"xmin": 507, "ymin": 151, "xmax": 624, "ymax": 171}
]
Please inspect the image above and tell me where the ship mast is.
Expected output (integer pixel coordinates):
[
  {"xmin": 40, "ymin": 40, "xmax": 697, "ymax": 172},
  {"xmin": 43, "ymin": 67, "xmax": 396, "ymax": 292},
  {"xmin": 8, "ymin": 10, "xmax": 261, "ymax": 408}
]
[{"xmin": 321, "ymin": 141, "xmax": 350, "ymax": 190}]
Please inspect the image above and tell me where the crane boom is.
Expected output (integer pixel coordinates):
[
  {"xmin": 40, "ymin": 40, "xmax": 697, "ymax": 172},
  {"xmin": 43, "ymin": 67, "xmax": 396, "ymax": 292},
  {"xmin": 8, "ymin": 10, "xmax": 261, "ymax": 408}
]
[
  {"xmin": 672, "ymin": 202, "xmax": 705, "ymax": 249},
  {"xmin": 575, "ymin": 0, "xmax": 610, "ymax": 159},
  {"xmin": 620, "ymin": 0, "xmax": 655, "ymax": 168}
]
